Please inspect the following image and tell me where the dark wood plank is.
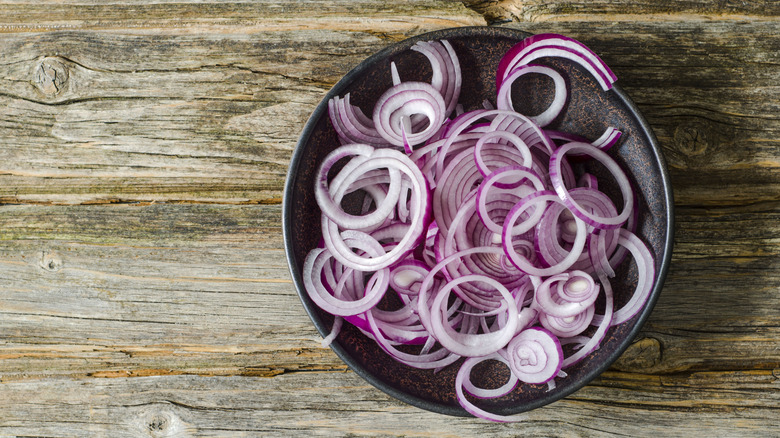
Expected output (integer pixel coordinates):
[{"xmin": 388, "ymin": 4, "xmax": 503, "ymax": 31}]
[{"xmin": 463, "ymin": 0, "xmax": 780, "ymax": 24}]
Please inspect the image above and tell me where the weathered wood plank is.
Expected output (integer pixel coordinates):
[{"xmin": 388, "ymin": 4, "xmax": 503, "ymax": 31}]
[
  {"xmin": 2, "ymin": 21, "xmax": 779, "ymax": 206},
  {"xmin": 0, "ymin": 203, "xmax": 346, "ymax": 382},
  {"xmin": 0, "ymin": 0, "xmax": 778, "ymax": 434},
  {"xmin": 0, "ymin": 203, "xmax": 778, "ymax": 381},
  {"xmin": 0, "ymin": 0, "xmax": 482, "ymax": 36},
  {"xmin": 1, "ymin": 0, "xmax": 777, "ymax": 33},
  {"xmin": 0, "ymin": 30, "xmax": 355, "ymax": 204},
  {"xmin": 0, "ymin": 371, "xmax": 778, "ymax": 436},
  {"xmin": 0, "ymin": 2, "xmax": 480, "ymax": 206},
  {"xmin": 462, "ymin": 0, "xmax": 780, "ymax": 24}
]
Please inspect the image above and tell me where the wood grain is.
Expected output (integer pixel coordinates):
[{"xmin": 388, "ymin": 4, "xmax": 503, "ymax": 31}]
[
  {"xmin": 1, "ymin": 0, "xmax": 779, "ymax": 435},
  {"xmin": 0, "ymin": 202, "xmax": 777, "ymax": 378},
  {"xmin": 2, "ymin": 20, "xmax": 778, "ymax": 206},
  {"xmin": 1, "ymin": 371, "xmax": 778, "ymax": 437},
  {"xmin": 462, "ymin": 0, "xmax": 780, "ymax": 24}
]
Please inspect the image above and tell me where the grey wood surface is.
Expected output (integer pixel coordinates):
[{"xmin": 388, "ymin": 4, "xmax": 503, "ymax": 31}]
[{"xmin": 1, "ymin": 1, "xmax": 779, "ymax": 436}]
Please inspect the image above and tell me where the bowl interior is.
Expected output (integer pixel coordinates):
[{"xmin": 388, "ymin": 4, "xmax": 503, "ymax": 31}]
[{"xmin": 284, "ymin": 26, "xmax": 673, "ymax": 417}]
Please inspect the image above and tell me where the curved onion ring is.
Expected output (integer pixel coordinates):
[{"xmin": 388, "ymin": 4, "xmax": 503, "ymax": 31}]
[
  {"xmin": 429, "ymin": 274, "xmax": 518, "ymax": 357},
  {"xmin": 456, "ymin": 355, "xmax": 529, "ymax": 423},
  {"xmin": 550, "ymin": 141, "xmax": 634, "ymax": 230},
  {"xmin": 502, "ymin": 191, "xmax": 587, "ymax": 276},
  {"xmin": 321, "ymin": 148, "xmax": 430, "ymax": 271},
  {"xmin": 303, "ymin": 242, "xmax": 389, "ymax": 317},
  {"xmin": 373, "ymin": 81, "xmax": 447, "ymax": 147},
  {"xmin": 505, "ymin": 327, "xmax": 563, "ymax": 384},
  {"xmin": 497, "ymin": 64, "xmax": 567, "ymax": 127},
  {"xmin": 315, "ymin": 144, "xmax": 403, "ymax": 230},
  {"xmin": 497, "ymin": 33, "xmax": 616, "ymax": 92}
]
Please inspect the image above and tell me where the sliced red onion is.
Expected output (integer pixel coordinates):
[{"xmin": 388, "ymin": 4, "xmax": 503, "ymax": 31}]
[
  {"xmin": 578, "ymin": 172, "xmax": 598, "ymax": 189},
  {"xmin": 315, "ymin": 144, "xmax": 403, "ymax": 230},
  {"xmin": 389, "ymin": 259, "xmax": 431, "ymax": 295},
  {"xmin": 473, "ymin": 130, "xmax": 533, "ymax": 179},
  {"xmin": 539, "ymin": 304, "xmax": 595, "ymax": 338},
  {"xmin": 328, "ymin": 94, "xmax": 390, "ymax": 147},
  {"xmin": 589, "ymin": 230, "xmax": 616, "ymax": 279},
  {"xmin": 609, "ymin": 228, "xmax": 656, "ymax": 325},
  {"xmin": 592, "ymin": 126, "xmax": 622, "ymax": 152},
  {"xmin": 546, "ymin": 127, "xmax": 621, "ymax": 155},
  {"xmin": 488, "ymin": 112, "xmax": 556, "ymax": 156},
  {"xmin": 417, "ymin": 246, "xmax": 508, "ymax": 334},
  {"xmin": 433, "ymin": 109, "xmax": 554, "ymax": 183},
  {"xmin": 562, "ymin": 273, "xmax": 614, "ymax": 368},
  {"xmin": 411, "ymin": 40, "xmax": 462, "ymax": 118},
  {"xmin": 305, "ymin": 35, "xmax": 656, "ymax": 423},
  {"xmin": 366, "ymin": 310, "xmax": 461, "ymax": 369},
  {"xmin": 411, "ymin": 132, "xmax": 482, "ymax": 187},
  {"xmin": 303, "ymin": 243, "xmax": 389, "ymax": 317},
  {"xmin": 476, "ymin": 165, "xmax": 545, "ymax": 235},
  {"xmin": 533, "ymin": 271, "xmax": 599, "ymax": 318},
  {"xmin": 460, "ymin": 353, "xmax": 519, "ymax": 399},
  {"xmin": 502, "ymin": 191, "xmax": 587, "ymax": 276},
  {"xmin": 456, "ymin": 355, "xmax": 529, "ymax": 422},
  {"xmin": 550, "ymin": 142, "xmax": 634, "ymax": 230},
  {"xmin": 322, "ymin": 149, "xmax": 430, "ymax": 271},
  {"xmin": 497, "ymin": 33, "xmax": 616, "ymax": 92},
  {"xmin": 321, "ymin": 315, "xmax": 344, "ymax": 347},
  {"xmin": 505, "ymin": 327, "xmax": 563, "ymax": 384},
  {"xmin": 545, "ymin": 129, "xmax": 588, "ymax": 145},
  {"xmin": 497, "ymin": 64, "xmax": 567, "ymax": 127},
  {"xmin": 373, "ymin": 81, "xmax": 447, "ymax": 147}
]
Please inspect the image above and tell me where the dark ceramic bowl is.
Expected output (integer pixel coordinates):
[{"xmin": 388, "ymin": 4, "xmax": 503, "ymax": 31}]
[{"xmin": 283, "ymin": 26, "xmax": 674, "ymax": 417}]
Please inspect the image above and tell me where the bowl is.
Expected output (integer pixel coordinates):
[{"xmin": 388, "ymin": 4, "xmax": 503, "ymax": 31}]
[{"xmin": 283, "ymin": 26, "xmax": 674, "ymax": 418}]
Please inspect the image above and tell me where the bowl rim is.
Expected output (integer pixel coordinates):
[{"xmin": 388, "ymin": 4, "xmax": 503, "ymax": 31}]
[{"xmin": 282, "ymin": 25, "xmax": 675, "ymax": 417}]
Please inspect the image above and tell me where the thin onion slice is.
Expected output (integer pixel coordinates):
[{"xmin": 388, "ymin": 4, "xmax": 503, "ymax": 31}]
[
  {"xmin": 497, "ymin": 64, "xmax": 567, "ymax": 127},
  {"xmin": 505, "ymin": 327, "xmax": 563, "ymax": 384},
  {"xmin": 550, "ymin": 141, "xmax": 634, "ymax": 229},
  {"xmin": 373, "ymin": 81, "xmax": 447, "ymax": 147}
]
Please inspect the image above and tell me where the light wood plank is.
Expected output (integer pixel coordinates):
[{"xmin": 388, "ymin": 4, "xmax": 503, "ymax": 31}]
[
  {"xmin": 0, "ymin": 372, "xmax": 778, "ymax": 436},
  {"xmin": 1, "ymin": 203, "xmax": 778, "ymax": 379},
  {"xmin": 2, "ymin": 21, "xmax": 779, "ymax": 206}
]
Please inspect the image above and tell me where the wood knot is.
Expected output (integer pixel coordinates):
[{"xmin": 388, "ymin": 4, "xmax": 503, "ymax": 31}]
[
  {"xmin": 611, "ymin": 337, "xmax": 662, "ymax": 372},
  {"xmin": 673, "ymin": 123, "xmax": 709, "ymax": 158},
  {"xmin": 133, "ymin": 408, "xmax": 192, "ymax": 438},
  {"xmin": 461, "ymin": 0, "xmax": 521, "ymax": 25},
  {"xmin": 667, "ymin": 116, "xmax": 735, "ymax": 170},
  {"xmin": 33, "ymin": 56, "xmax": 69, "ymax": 96},
  {"xmin": 148, "ymin": 415, "xmax": 169, "ymax": 432},
  {"xmin": 39, "ymin": 250, "xmax": 63, "ymax": 272}
]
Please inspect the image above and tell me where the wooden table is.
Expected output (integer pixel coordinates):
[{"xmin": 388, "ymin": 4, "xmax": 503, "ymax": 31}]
[{"xmin": 1, "ymin": 1, "xmax": 778, "ymax": 436}]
